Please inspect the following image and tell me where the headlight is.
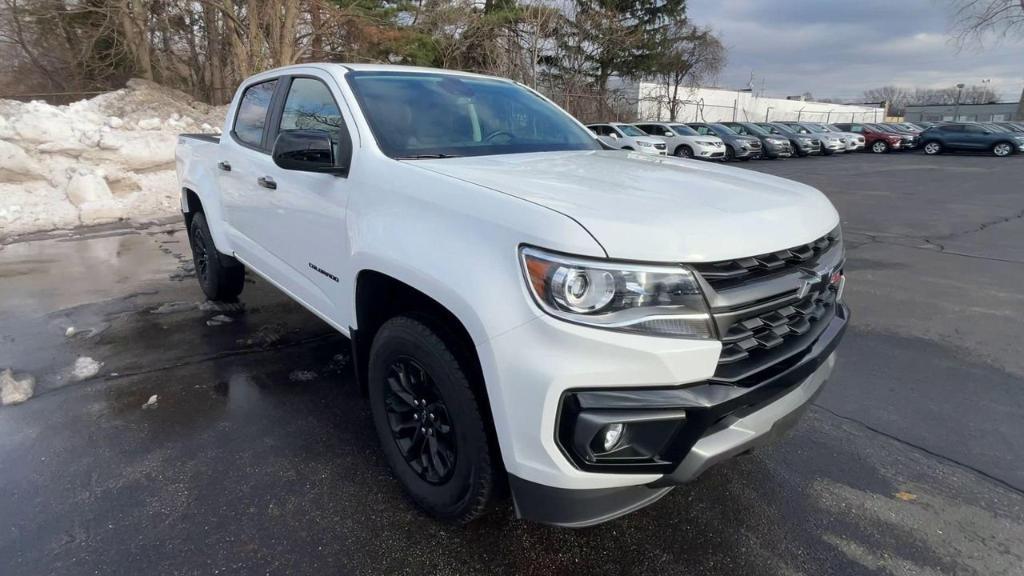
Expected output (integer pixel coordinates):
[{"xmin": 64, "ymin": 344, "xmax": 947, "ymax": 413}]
[
  {"xmin": 697, "ymin": 140, "xmax": 716, "ymax": 146},
  {"xmin": 520, "ymin": 247, "xmax": 713, "ymax": 338},
  {"xmin": 799, "ymin": 137, "xmax": 812, "ymax": 144}
]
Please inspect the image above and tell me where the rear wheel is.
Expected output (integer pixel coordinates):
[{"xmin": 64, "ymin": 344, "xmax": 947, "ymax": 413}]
[
  {"xmin": 871, "ymin": 141, "xmax": 889, "ymax": 154},
  {"xmin": 368, "ymin": 316, "xmax": 498, "ymax": 524},
  {"xmin": 923, "ymin": 141, "xmax": 942, "ymax": 155},
  {"xmin": 188, "ymin": 212, "xmax": 244, "ymax": 301},
  {"xmin": 674, "ymin": 145, "xmax": 693, "ymax": 158},
  {"xmin": 993, "ymin": 142, "xmax": 1014, "ymax": 157}
]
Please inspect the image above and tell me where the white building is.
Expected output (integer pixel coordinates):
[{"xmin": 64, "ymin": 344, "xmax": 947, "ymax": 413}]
[{"xmin": 612, "ymin": 81, "xmax": 886, "ymax": 124}]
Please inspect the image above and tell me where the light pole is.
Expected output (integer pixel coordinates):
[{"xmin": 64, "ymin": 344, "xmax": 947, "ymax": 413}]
[{"xmin": 953, "ymin": 82, "xmax": 965, "ymax": 121}]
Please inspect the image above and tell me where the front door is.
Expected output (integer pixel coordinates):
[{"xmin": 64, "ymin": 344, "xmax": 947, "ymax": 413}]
[{"xmin": 246, "ymin": 73, "xmax": 357, "ymax": 320}]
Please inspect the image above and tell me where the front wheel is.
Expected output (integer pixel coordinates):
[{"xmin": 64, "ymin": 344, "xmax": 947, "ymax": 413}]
[
  {"xmin": 368, "ymin": 316, "xmax": 498, "ymax": 524},
  {"xmin": 923, "ymin": 141, "xmax": 942, "ymax": 155},
  {"xmin": 188, "ymin": 212, "xmax": 244, "ymax": 301},
  {"xmin": 675, "ymin": 145, "xmax": 693, "ymax": 158},
  {"xmin": 724, "ymin": 145, "xmax": 735, "ymax": 161},
  {"xmin": 993, "ymin": 142, "xmax": 1014, "ymax": 157},
  {"xmin": 871, "ymin": 141, "xmax": 889, "ymax": 154}
]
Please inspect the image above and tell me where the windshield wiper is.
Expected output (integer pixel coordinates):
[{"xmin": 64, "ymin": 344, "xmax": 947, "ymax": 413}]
[{"xmin": 397, "ymin": 153, "xmax": 461, "ymax": 160}]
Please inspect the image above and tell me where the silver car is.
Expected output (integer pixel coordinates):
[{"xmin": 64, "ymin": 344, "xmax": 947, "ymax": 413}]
[
  {"xmin": 777, "ymin": 122, "xmax": 847, "ymax": 155},
  {"xmin": 805, "ymin": 122, "xmax": 865, "ymax": 151},
  {"xmin": 587, "ymin": 123, "xmax": 668, "ymax": 155}
]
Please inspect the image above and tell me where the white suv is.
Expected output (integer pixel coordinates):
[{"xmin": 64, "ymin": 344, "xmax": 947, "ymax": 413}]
[
  {"xmin": 176, "ymin": 64, "xmax": 848, "ymax": 527},
  {"xmin": 634, "ymin": 122, "xmax": 726, "ymax": 159},
  {"xmin": 587, "ymin": 122, "xmax": 668, "ymax": 155}
]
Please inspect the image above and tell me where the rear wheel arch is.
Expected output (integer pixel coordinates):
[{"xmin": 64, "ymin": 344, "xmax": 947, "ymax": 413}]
[{"xmin": 182, "ymin": 188, "xmax": 203, "ymax": 229}]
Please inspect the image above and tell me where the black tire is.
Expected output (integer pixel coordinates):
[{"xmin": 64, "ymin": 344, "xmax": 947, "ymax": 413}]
[
  {"xmin": 724, "ymin": 145, "xmax": 735, "ymax": 161},
  {"xmin": 923, "ymin": 141, "xmax": 942, "ymax": 155},
  {"xmin": 871, "ymin": 140, "xmax": 889, "ymax": 154},
  {"xmin": 992, "ymin": 142, "xmax": 1015, "ymax": 157},
  {"xmin": 188, "ymin": 212, "xmax": 245, "ymax": 301},
  {"xmin": 368, "ymin": 316, "xmax": 498, "ymax": 524},
  {"xmin": 675, "ymin": 145, "xmax": 693, "ymax": 158}
]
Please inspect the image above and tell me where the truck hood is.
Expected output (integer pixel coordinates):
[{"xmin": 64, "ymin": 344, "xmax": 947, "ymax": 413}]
[{"xmin": 408, "ymin": 150, "xmax": 839, "ymax": 262}]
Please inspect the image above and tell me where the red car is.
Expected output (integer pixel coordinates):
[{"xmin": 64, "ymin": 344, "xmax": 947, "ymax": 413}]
[{"xmin": 832, "ymin": 123, "xmax": 903, "ymax": 153}]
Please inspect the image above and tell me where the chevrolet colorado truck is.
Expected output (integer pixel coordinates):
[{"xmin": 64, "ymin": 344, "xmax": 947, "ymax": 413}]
[{"xmin": 175, "ymin": 64, "xmax": 848, "ymax": 527}]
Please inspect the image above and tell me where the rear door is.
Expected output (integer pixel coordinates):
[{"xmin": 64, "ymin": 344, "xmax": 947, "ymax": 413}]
[
  {"xmin": 219, "ymin": 77, "xmax": 282, "ymax": 270},
  {"xmin": 940, "ymin": 125, "xmax": 968, "ymax": 148}
]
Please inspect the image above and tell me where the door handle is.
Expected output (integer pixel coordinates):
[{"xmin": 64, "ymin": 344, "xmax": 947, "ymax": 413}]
[
  {"xmin": 257, "ymin": 176, "xmax": 277, "ymax": 190},
  {"xmin": 217, "ymin": 161, "xmax": 231, "ymax": 172}
]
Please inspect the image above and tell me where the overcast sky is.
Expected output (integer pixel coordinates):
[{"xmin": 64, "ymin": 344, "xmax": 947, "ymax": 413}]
[{"xmin": 687, "ymin": 0, "xmax": 1024, "ymax": 102}]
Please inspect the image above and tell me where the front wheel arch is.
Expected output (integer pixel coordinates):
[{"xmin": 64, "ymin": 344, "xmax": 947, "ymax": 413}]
[{"xmin": 992, "ymin": 141, "xmax": 1015, "ymax": 156}]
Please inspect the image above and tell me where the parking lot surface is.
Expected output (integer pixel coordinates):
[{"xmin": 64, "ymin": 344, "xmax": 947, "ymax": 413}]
[{"xmin": 1, "ymin": 152, "xmax": 1023, "ymax": 575}]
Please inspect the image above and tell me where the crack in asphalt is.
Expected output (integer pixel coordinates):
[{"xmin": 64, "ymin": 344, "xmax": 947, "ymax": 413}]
[
  {"xmin": 931, "ymin": 207, "xmax": 1024, "ymax": 241},
  {"xmin": 812, "ymin": 403, "xmax": 1024, "ymax": 497},
  {"xmin": 846, "ymin": 230, "xmax": 1024, "ymax": 265}
]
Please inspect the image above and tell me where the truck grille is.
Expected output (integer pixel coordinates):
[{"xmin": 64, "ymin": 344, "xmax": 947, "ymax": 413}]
[
  {"xmin": 689, "ymin": 227, "xmax": 844, "ymax": 385},
  {"xmin": 691, "ymin": 229, "xmax": 840, "ymax": 290},
  {"xmin": 718, "ymin": 282, "xmax": 836, "ymax": 366}
]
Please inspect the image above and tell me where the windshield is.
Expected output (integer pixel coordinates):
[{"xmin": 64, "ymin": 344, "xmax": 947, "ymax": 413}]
[
  {"xmin": 737, "ymin": 123, "xmax": 769, "ymax": 136},
  {"xmin": 669, "ymin": 124, "xmax": 698, "ymax": 135},
  {"xmin": 345, "ymin": 71, "xmax": 600, "ymax": 158},
  {"xmin": 617, "ymin": 124, "xmax": 646, "ymax": 137}
]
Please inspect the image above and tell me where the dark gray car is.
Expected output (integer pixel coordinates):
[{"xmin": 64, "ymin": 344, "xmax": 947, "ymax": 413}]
[
  {"xmin": 721, "ymin": 122, "xmax": 793, "ymax": 158},
  {"xmin": 686, "ymin": 122, "xmax": 763, "ymax": 161},
  {"xmin": 755, "ymin": 122, "xmax": 821, "ymax": 156}
]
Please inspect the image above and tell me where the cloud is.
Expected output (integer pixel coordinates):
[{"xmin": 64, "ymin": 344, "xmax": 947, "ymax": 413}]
[{"xmin": 688, "ymin": 0, "xmax": 1024, "ymax": 101}]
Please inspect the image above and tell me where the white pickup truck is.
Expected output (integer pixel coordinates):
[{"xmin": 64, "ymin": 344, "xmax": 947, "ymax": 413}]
[{"xmin": 175, "ymin": 63, "xmax": 848, "ymax": 527}]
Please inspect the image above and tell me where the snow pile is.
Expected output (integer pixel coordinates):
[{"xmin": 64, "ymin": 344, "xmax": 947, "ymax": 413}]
[
  {"xmin": 1, "ymin": 368, "xmax": 36, "ymax": 406},
  {"xmin": 0, "ymin": 79, "xmax": 227, "ymax": 238}
]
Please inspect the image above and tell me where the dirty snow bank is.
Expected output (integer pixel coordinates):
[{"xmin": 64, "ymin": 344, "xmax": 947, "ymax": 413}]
[
  {"xmin": 0, "ymin": 79, "xmax": 227, "ymax": 239},
  {"xmin": 1, "ymin": 368, "xmax": 36, "ymax": 406}
]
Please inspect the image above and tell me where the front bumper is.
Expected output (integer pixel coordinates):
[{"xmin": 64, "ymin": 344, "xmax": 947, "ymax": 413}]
[
  {"xmin": 506, "ymin": 303, "xmax": 848, "ymax": 526},
  {"xmin": 693, "ymin": 143, "xmax": 726, "ymax": 159}
]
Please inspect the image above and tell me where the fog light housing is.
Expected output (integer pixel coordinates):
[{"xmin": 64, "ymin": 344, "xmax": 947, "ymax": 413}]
[{"xmin": 559, "ymin": 392, "xmax": 692, "ymax": 472}]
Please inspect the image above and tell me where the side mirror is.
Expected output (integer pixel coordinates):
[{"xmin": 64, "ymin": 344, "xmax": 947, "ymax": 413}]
[
  {"xmin": 663, "ymin": 131, "xmax": 673, "ymax": 137},
  {"xmin": 273, "ymin": 130, "xmax": 348, "ymax": 175},
  {"xmin": 609, "ymin": 133, "xmax": 619, "ymax": 139}
]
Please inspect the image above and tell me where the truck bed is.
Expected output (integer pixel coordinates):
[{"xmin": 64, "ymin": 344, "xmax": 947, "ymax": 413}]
[{"xmin": 180, "ymin": 133, "xmax": 220, "ymax": 144}]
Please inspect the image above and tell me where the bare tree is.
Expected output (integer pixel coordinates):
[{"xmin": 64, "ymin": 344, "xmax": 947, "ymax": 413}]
[
  {"xmin": 948, "ymin": 0, "xmax": 1024, "ymax": 47},
  {"xmin": 644, "ymin": 23, "xmax": 725, "ymax": 121}
]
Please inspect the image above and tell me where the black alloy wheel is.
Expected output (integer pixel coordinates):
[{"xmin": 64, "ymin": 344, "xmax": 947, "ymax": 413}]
[
  {"xmin": 191, "ymin": 225, "xmax": 210, "ymax": 284},
  {"xmin": 383, "ymin": 357, "xmax": 457, "ymax": 484}
]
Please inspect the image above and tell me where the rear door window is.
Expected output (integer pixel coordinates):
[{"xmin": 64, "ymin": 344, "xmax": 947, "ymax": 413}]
[{"xmin": 234, "ymin": 79, "xmax": 279, "ymax": 148}]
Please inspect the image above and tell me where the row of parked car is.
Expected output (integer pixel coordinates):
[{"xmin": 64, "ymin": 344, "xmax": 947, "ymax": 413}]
[{"xmin": 586, "ymin": 119, "xmax": 1024, "ymax": 159}]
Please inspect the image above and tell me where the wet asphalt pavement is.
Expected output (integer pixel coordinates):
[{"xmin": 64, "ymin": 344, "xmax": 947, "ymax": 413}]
[{"xmin": 2, "ymin": 152, "xmax": 1023, "ymax": 575}]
